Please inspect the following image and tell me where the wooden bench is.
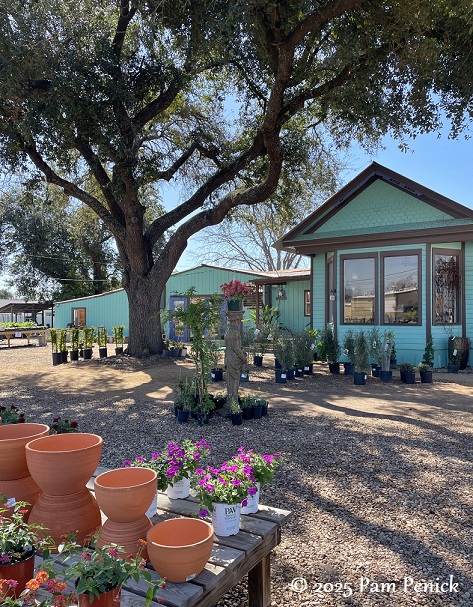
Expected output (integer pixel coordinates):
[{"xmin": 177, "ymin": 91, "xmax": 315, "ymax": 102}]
[
  {"xmin": 38, "ymin": 468, "xmax": 291, "ymax": 607},
  {"xmin": 0, "ymin": 328, "xmax": 48, "ymax": 347}
]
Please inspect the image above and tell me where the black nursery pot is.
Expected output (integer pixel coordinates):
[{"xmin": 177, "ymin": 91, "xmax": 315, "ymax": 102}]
[
  {"xmin": 303, "ymin": 363, "xmax": 314, "ymax": 375},
  {"xmin": 253, "ymin": 404, "xmax": 263, "ymax": 419},
  {"xmin": 275, "ymin": 369, "xmax": 287, "ymax": 384},
  {"xmin": 83, "ymin": 348, "xmax": 93, "ymax": 360},
  {"xmin": 379, "ymin": 370, "xmax": 392, "ymax": 382},
  {"xmin": 344, "ymin": 362, "xmax": 355, "ymax": 376},
  {"xmin": 211, "ymin": 368, "xmax": 224, "ymax": 382},
  {"xmin": 115, "ymin": 347, "xmax": 124, "ymax": 356},
  {"xmin": 294, "ymin": 366, "xmax": 304, "ymax": 377},
  {"xmin": 253, "ymin": 355, "xmax": 263, "ymax": 367},
  {"xmin": 328, "ymin": 362, "xmax": 339, "ymax": 374},
  {"xmin": 177, "ymin": 410, "xmax": 189, "ymax": 424},
  {"xmin": 70, "ymin": 349, "xmax": 79, "ymax": 362},
  {"xmin": 52, "ymin": 352, "xmax": 62, "ymax": 366},
  {"xmin": 242, "ymin": 407, "xmax": 253, "ymax": 420},
  {"xmin": 286, "ymin": 368, "xmax": 295, "ymax": 380},
  {"xmin": 99, "ymin": 347, "xmax": 108, "ymax": 359},
  {"xmin": 231, "ymin": 413, "xmax": 243, "ymax": 426},
  {"xmin": 353, "ymin": 371, "xmax": 367, "ymax": 386}
]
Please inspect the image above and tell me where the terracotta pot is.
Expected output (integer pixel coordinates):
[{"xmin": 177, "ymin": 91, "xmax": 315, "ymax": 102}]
[
  {"xmin": 78, "ymin": 586, "xmax": 121, "ymax": 607},
  {"xmin": 0, "ymin": 423, "xmax": 50, "ymax": 481},
  {"xmin": 0, "ymin": 474, "xmax": 42, "ymax": 519},
  {"xmin": 94, "ymin": 468, "xmax": 157, "ymax": 523},
  {"xmin": 97, "ymin": 515, "xmax": 153, "ymax": 560},
  {"xmin": 28, "ymin": 487, "xmax": 101, "ymax": 546},
  {"xmin": 26, "ymin": 433, "xmax": 103, "ymax": 495},
  {"xmin": 0, "ymin": 552, "xmax": 35, "ymax": 599},
  {"xmin": 147, "ymin": 517, "xmax": 214, "ymax": 583}
]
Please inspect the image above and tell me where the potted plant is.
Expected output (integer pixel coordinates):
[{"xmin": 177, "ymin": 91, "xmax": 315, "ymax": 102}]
[
  {"xmin": 193, "ymin": 463, "xmax": 257, "ymax": 536},
  {"xmin": 173, "ymin": 376, "xmax": 195, "ymax": 423},
  {"xmin": 240, "ymin": 395, "xmax": 253, "ymax": 420},
  {"xmin": 229, "ymin": 447, "xmax": 281, "ymax": 513},
  {"xmin": 342, "ymin": 329, "xmax": 356, "ymax": 376},
  {"xmin": 322, "ymin": 326, "xmax": 341, "ymax": 373},
  {"xmin": 49, "ymin": 328, "xmax": 61, "ymax": 366},
  {"xmin": 379, "ymin": 331, "xmax": 395, "ymax": 382},
  {"xmin": 352, "ymin": 330, "xmax": 369, "ymax": 385},
  {"xmin": 208, "ymin": 337, "xmax": 224, "ymax": 382},
  {"xmin": 368, "ymin": 327, "xmax": 382, "ymax": 376},
  {"xmin": 113, "ymin": 325, "xmax": 125, "ymax": 355},
  {"xmin": 447, "ymin": 337, "xmax": 461, "ymax": 373},
  {"xmin": 292, "ymin": 331, "xmax": 315, "ymax": 375},
  {"xmin": 82, "ymin": 326, "xmax": 95, "ymax": 360},
  {"xmin": 390, "ymin": 339, "xmax": 397, "ymax": 368},
  {"xmin": 45, "ymin": 537, "xmax": 164, "ymax": 607},
  {"xmin": 272, "ymin": 332, "xmax": 292, "ymax": 383},
  {"xmin": 97, "ymin": 326, "xmax": 108, "ymax": 358},
  {"xmin": 416, "ymin": 362, "xmax": 433, "ymax": 384},
  {"xmin": 1, "ymin": 568, "xmax": 76, "ymax": 606},
  {"xmin": 220, "ymin": 279, "xmax": 253, "ymax": 311},
  {"xmin": 422, "ymin": 337, "xmax": 435, "ymax": 368},
  {"xmin": 59, "ymin": 329, "xmax": 68, "ymax": 363},
  {"xmin": 0, "ymin": 405, "xmax": 26, "ymax": 425},
  {"xmin": 228, "ymin": 398, "xmax": 242, "ymax": 426},
  {"xmin": 49, "ymin": 417, "xmax": 79, "ymax": 434},
  {"xmin": 70, "ymin": 327, "xmax": 80, "ymax": 361},
  {"xmin": 399, "ymin": 362, "xmax": 416, "ymax": 384},
  {"xmin": 0, "ymin": 500, "xmax": 53, "ymax": 600}
]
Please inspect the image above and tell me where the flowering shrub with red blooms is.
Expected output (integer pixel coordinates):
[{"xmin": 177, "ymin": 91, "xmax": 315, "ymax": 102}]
[
  {"xmin": 220, "ymin": 279, "xmax": 253, "ymax": 300},
  {"xmin": 0, "ymin": 405, "xmax": 26, "ymax": 424},
  {"xmin": 0, "ymin": 500, "xmax": 52, "ymax": 565},
  {"xmin": 191, "ymin": 461, "xmax": 257, "ymax": 516},
  {"xmin": 228, "ymin": 447, "xmax": 282, "ymax": 486},
  {"xmin": 124, "ymin": 439, "xmax": 211, "ymax": 487},
  {"xmin": 49, "ymin": 417, "xmax": 79, "ymax": 435},
  {"xmin": 42, "ymin": 536, "xmax": 165, "ymax": 607},
  {"xmin": 1, "ymin": 570, "xmax": 76, "ymax": 607}
]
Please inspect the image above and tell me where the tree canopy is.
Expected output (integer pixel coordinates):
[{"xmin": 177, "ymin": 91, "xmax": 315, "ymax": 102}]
[{"xmin": 0, "ymin": 0, "xmax": 472, "ymax": 354}]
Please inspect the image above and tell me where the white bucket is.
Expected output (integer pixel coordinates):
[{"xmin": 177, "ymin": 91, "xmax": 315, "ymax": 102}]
[
  {"xmin": 241, "ymin": 482, "xmax": 260, "ymax": 514},
  {"xmin": 145, "ymin": 491, "xmax": 158, "ymax": 518},
  {"xmin": 167, "ymin": 476, "xmax": 191, "ymax": 499},
  {"xmin": 211, "ymin": 502, "xmax": 241, "ymax": 536}
]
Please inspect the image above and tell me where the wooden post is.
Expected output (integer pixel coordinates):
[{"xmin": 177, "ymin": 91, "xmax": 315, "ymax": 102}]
[{"xmin": 248, "ymin": 553, "xmax": 271, "ymax": 607}]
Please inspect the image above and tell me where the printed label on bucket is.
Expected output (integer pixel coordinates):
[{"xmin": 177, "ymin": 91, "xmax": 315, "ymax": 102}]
[
  {"xmin": 167, "ymin": 476, "xmax": 191, "ymax": 499},
  {"xmin": 145, "ymin": 492, "xmax": 158, "ymax": 518}
]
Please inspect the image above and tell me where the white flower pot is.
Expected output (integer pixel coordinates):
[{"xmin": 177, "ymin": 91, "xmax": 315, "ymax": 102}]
[
  {"xmin": 167, "ymin": 475, "xmax": 191, "ymax": 499},
  {"xmin": 145, "ymin": 490, "xmax": 158, "ymax": 518},
  {"xmin": 241, "ymin": 482, "xmax": 260, "ymax": 514},
  {"xmin": 211, "ymin": 502, "xmax": 241, "ymax": 536}
]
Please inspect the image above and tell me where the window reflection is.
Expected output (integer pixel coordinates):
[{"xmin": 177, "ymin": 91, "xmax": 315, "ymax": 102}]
[
  {"xmin": 384, "ymin": 255, "xmax": 419, "ymax": 324},
  {"xmin": 343, "ymin": 258, "xmax": 375, "ymax": 324}
]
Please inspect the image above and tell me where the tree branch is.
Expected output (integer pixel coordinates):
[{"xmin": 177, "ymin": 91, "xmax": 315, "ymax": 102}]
[{"xmin": 112, "ymin": 0, "xmax": 137, "ymax": 59}]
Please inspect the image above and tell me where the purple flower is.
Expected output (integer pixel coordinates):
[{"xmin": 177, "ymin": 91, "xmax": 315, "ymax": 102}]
[
  {"xmin": 0, "ymin": 553, "xmax": 10, "ymax": 564},
  {"xmin": 205, "ymin": 483, "xmax": 215, "ymax": 493},
  {"xmin": 231, "ymin": 479, "xmax": 241, "ymax": 487},
  {"xmin": 195, "ymin": 468, "xmax": 205, "ymax": 475},
  {"xmin": 241, "ymin": 499, "xmax": 248, "ymax": 507},
  {"xmin": 199, "ymin": 509, "xmax": 209, "ymax": 518},
  {"xmin": 123, "ymin": 460, "xmax": 131, "ymax": 467},
  {"xmin": 151, "ymin": 452, "xmax": 161, "ymax": 460},
  {"xmin": 135, "ymin": 456, "xmax": 145, "ymax": 463},
  {"xmin": 166, "ymin": 466, "xmax": 179, "ymax": 478},
  {"xmin": 248, "ymin": 486, "xmax": 257, "ymax": 496},
  {"xmin": 193, "ymin": 453, "xmax": 200, "ymax": 460},
  {"xmin": 218, "ymin": 477, "xmax": 228, "ymax": 485}
]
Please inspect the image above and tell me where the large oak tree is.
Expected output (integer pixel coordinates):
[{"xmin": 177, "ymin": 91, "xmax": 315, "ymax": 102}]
[{"xmin": 0, "ymin": 0, "xmax": 472, "ymax": 355}]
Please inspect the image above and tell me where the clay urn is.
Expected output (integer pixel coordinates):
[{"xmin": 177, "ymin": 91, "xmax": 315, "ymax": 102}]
[
  {"xmin": 25, "ymin": 433, "xmax": 103, "ymax": 495},
  {"xmin": 147, "ymin": 517, "xmax": 214, "ymax": 583},
  {"xmin": 0, "ymin": 423, "xmax": 50, "ymax": 480},
  {"xmin": 94, "ymin": 467, "xmax": 157, "ymax": 523}
]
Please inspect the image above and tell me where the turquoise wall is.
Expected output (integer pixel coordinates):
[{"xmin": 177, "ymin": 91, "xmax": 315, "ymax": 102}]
[
  {"xmin": 167, "ymin": 266, "xmax": 262, "ymax": 298},
  {"xmin": 54, "ymin": 289, "xmax": 129, "ymax": 336},
  {"xmin": 270, "ymin": 280, "xmax": 310, "ymax": 334}
]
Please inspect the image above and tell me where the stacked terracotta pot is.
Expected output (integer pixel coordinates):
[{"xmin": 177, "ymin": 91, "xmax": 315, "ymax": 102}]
[
  {"xmin": 0, "ymin": 423, "xmax": 50, "ymax": 519},
  {"xmin": 26, "ymin": 433, "xmax": 103, "ymax": 545}
]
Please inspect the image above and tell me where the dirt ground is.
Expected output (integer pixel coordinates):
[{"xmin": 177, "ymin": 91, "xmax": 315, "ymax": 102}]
[{"xmin": 1, "ymin": 341, "xmax": 472, "ymax": 607}]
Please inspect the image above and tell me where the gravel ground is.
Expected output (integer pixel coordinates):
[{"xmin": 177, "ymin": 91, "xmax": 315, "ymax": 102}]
[{"xmin": 1, "ymin": 342, "xmax": 472, "ymax": 607}]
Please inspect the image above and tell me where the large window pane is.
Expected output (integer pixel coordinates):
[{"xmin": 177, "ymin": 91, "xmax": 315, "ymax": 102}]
[
  {"xmin": 343, "ymin": 258, "xmax": 375, "ymax": 324},
  {"xmin": 434, "ymin": 253, "xmax": 460, "ymax": 324},
  {"xmin": 384, "ymin": 255, "xmax": 419, "ymax": 324}
]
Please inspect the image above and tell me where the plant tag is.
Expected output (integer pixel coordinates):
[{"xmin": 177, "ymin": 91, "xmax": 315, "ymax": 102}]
[
  {"xmin": 453, "ymin": 349, "xmax": 458, "ymax": 356},
  {"xmin": 6, "ymin": 497, "xmax": 16, "ymax": 508},
  {"xmin": 211, "ymin": 373, "xmax": 215, "ymax": 378},
  {"xmin": 304, "ymin": 366, "xmax": 309, "ymax": 371},
  {"xmin": 281, "ymin": 373, "xmax": 286, "ymax": 379},
  {"xmin": 186, "ymin": 574, "xmax": 196, "ymax": 581}
]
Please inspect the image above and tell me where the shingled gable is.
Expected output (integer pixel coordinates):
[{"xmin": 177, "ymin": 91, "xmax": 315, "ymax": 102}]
[{"xmin": 276, "ymin": 162, "xmax": 473, "ymax": 255}]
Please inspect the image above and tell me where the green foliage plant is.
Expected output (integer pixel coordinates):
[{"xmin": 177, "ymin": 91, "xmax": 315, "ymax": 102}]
[
  {"xmin": 322, "ymin": 326, "xmax": 340, "ymax": 363},
  {"xmin": 49, "ymin": 328, "xmax": 59, "ymax": 353},
  {"xmin": 353, "ymin": 331, "xmax": 370, "ymax": 372},
  {"xmin": 416, "ymin": 362, "xmax": 432, "ymax": 372},
  {"xmin": 0, "ymin": 404, "xmax": 26, "ymax": 424},
  {"xmin": 82, "ymin": 326, "xmax": 96, "ymax": 349},
  {"xmin": 97, "ymin": 326, "xmax": 108, "ymax": 348},
  {"xmin": 423, "ymin": 337, "xmax": 435, "ymax": 367},
  {"xmin": 272, "ymin": 330, "xmax": 294, "ymax": 370},
  {"xmin": 368, "ymin": 327, "xmax": 382, "ymax": 366},
  {"xmin": 58, "ymin": 329, "xmax": 67, "ymax": 353},
  {"xmin": 0, "ymin": 500, "xmax": 53, "ymax": 564},
  {"xmin": 399, "ymin": 362, "xmax": 415, "ymax": 372},
  {"xmin": 343, "ymin": 329, "xmax": 356, "ymax": 362},
  {"xmin": 113, "ymin": 325, "xmax": 125, "ymax": 347},
  {"xmin": 381, "ymin": 332, "xmax": 395, "ymax": 372},
  {"xmin": 70, "ymin": 327, "xmax": 80, "ymax": 351}
]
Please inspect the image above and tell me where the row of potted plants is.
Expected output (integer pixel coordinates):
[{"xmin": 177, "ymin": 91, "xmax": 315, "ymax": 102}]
[
  {"xmin": 49, "ymin": 326, "xmax": 125, "ymax": 365},
  {"xmin": 0, "ymin": 406, "xmax": 79, "ymax": 433}
]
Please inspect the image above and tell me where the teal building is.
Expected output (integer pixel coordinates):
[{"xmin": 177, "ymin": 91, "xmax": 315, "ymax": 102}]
[{"xmin": 277, "ymin": 162, "xmax": 473, "ymax": 367}]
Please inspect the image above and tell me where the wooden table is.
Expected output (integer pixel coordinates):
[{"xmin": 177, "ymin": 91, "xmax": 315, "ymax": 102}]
[
  {"xmin": 0, "ymin": 328, "xmax": 47, "ymax": 347},
  {"xmin": 38, "ymin": 468, "xmax": 291, "ymax": 607}
]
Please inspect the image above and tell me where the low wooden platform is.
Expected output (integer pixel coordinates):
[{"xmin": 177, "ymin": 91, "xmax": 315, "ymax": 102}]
[
  {"xmin": 38, "ymin": 468, "xmax": 291, "ymax": 607},
  {"xmin": 0, "ymin": 328, "xmax": 47, "ymax": 347}
]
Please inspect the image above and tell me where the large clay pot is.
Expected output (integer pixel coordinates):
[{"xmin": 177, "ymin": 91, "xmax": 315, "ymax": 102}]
[
  {"xmin": 26, "ymin": 433, "xmax": 103, "ymax": 495},
  {"xmin": 0, "ymin": 552, "xmax": 35, "ymax": 599},
  {"xmin": 0, "ymin": 423, "xmax": 50, "ymax": 480},
  {"xmin": 147, "ymin": 518, "xmax": 214, "ymax": 583},
  {"xmin": 26, "ymin": 433, "xmax": 103, "ymax": 546},
  {"xmin": 78, "ymin": 586, "xmax": 121, "ymax": 607},
  {"xmin": 94, "ymin": 468, "xmax": 157, "ymax": 522},
  {"xmin": 28, "ymin": 487, "xmax": 101, "ymax": 546},
  {"xmin": 94, "ymin": 467, "xmax": 157, "ymax": 559}
]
